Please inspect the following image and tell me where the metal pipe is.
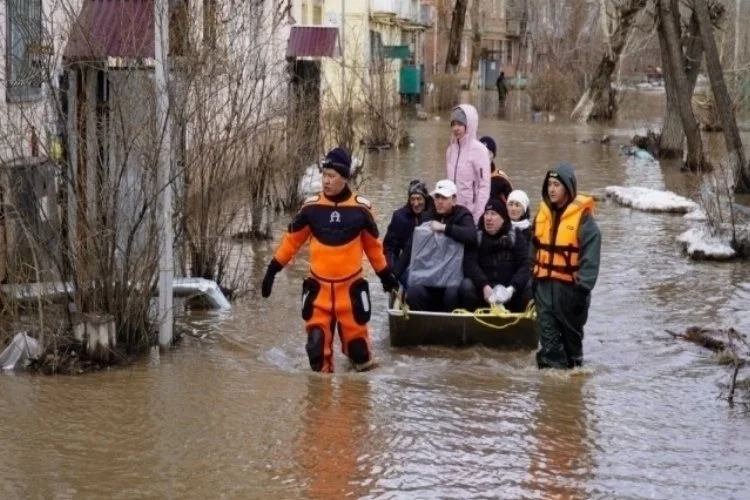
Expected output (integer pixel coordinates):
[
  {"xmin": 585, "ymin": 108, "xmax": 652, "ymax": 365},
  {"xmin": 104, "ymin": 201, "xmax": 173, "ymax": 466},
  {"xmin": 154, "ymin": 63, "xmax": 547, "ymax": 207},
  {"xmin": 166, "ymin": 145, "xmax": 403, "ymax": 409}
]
[{"xmin": 155, "ymin": 0, "xmax": 174, "ymax": 346}]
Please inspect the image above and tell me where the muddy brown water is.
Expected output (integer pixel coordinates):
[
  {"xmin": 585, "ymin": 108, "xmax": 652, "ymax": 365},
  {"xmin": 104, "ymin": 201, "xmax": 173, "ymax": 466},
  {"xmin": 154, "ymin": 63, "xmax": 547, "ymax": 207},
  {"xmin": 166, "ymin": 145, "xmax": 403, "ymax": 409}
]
[{"xmin": 3, "ymin": 92, "xmax": 750, "ymax": 499}]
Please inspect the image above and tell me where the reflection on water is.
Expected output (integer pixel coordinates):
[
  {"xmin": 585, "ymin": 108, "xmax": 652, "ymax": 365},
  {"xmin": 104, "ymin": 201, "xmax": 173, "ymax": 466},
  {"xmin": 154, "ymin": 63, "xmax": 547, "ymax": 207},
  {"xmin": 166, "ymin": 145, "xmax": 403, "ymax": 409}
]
[
  {"xmin": 2, "ymin": 91, "xmax": 750, "ymax": 499},
  {"xmin": 523, "ymin": 373, "xmax": 592, "ymax": 500},
  {"xmin": 295, "ymin": 376, "xmax": 374, "ymax": 499}
]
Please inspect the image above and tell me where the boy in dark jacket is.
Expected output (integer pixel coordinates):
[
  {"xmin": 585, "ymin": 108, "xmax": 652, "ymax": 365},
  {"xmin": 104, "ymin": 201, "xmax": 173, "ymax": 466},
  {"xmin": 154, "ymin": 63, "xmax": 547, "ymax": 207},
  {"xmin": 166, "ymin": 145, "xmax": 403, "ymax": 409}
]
[
  {"xmin": 479, "ymin": 136, "xmax": 513, "ymax": 203},
  {"xmin": 395, "ymin": 180, "xmax": 477, "ymax": 312},
  {"xmin": 461, "ymin": 198, "xmax": 530, "ymax": 312},
  {"xmin": 383, "ymin": 180, "xmax": 432, "ymax": 287}
]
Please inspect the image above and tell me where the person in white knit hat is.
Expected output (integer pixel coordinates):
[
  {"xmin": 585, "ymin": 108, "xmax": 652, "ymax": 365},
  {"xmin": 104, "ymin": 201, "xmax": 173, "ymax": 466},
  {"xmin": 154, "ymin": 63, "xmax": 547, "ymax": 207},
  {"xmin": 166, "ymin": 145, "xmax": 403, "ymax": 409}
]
[{"xmin": 507, "ymin": 189, "xmax": 531, "ymax": 243}]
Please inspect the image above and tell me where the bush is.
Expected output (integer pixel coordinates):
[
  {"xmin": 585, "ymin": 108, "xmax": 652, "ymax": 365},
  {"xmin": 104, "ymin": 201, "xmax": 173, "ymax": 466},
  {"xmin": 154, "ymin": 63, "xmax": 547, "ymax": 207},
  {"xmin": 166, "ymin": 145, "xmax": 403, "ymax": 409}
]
[
  {"xmin": 527, "ymin": 69, "xmax": 579, "ymax": 113},
  {"xmin": 431, "ymin": 73, "xmax": 461, "ymax": 111}
]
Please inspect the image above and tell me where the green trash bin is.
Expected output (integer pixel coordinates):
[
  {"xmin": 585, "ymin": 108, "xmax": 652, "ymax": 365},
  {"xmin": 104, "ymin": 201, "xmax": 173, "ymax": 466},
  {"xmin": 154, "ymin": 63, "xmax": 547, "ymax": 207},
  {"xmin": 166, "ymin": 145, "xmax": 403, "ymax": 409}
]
[{"xmin": 400, "ymin": 65, "xmax": 421, "ymax": 95}]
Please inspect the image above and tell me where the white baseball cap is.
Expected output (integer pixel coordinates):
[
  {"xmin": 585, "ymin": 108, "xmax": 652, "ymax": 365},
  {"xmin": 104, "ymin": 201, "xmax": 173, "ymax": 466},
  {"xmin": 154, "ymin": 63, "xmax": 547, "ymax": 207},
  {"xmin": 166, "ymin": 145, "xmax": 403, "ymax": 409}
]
[{"xmin": 431, "ymin": 179, "xmax": 457, "ymax": 198}]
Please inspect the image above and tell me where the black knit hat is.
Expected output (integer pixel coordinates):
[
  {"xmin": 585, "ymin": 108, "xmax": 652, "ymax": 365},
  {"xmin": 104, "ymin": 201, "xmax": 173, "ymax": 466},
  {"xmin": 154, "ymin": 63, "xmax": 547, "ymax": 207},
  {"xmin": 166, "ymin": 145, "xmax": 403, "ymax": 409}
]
[
  {"xmin": 408, "ymin": 179, "xmax": 429, "ymax": 200},
  {"xmin": 321, "ymin": 147, "xmax": 351, "ymax": 178},
  {"xmin": 479, "ymin": 136, "xmax": 497, "ymax": 157},
  {"xmin": 485, "ymin": 197, "xmax": 508, "ymax": 220}
]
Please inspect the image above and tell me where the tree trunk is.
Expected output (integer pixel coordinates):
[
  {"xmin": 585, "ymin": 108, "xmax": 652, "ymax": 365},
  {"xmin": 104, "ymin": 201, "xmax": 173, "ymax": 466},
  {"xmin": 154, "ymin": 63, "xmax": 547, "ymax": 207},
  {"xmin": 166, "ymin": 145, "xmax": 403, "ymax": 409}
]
[
  {"xmin": 467, "ymin": 0, "xmax": 481, "ymax": 89},
  {"xmin": 445, "ymin": 0, "xmax": 469, "ymax": 74},
  {"xmin": 658, "ymin": 0, "xmax": 704, "ymax": 171},
  {"xmin": 659, "ymin": 10, "xmax": 703, "ymax": 158},
  {"xmin": 570, "ymin": 0, "xmax": 648, "ymax": 122},
  {"xmin": 693, "ymin": 0, "xmax": 750, "ymax": 192}
]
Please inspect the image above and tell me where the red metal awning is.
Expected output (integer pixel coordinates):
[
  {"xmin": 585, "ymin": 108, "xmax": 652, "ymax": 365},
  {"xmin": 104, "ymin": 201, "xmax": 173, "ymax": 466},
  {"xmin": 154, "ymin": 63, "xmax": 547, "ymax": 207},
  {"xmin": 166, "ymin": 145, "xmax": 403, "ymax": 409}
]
[
  {"xmin": 66, "ymin": 0, "xmax": 153, "ymax": 59},
  {"xmin": 65, "ymin": 0, "xmax": 185, "ymax": 60},
  {"xmin": 286, "ymin": 26, "xmax": 340, "ymax": 59}
]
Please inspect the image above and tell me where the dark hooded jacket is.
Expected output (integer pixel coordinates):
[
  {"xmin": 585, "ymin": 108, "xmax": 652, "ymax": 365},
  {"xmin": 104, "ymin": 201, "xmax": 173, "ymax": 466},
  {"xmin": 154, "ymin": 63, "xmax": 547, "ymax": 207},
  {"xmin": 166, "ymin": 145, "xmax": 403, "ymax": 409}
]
[
  {"xmin": 530, "ymin": 162, "xmax": 601, "ymax": 369},
  {"xmin": 530, "ymin": 163, "xmax": 601, "ymax": 293},
  {"xmin": 393, "ymin": 204, "xmax": 476, "ymax": 279},
  {"xmin": 383, "ymin": 181, "xmax": 433, "ymax": 268},
  {"xmin": 464, "ymin": 217, "xmax": 530, "ymax": 293}
]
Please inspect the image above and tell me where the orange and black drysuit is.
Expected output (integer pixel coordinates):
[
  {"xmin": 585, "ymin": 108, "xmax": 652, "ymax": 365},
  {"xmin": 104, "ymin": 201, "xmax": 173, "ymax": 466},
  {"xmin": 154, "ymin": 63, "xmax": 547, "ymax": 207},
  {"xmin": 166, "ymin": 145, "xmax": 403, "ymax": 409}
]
[{"xmin": 264, "ymin": 185, "xmax": 396, "ymax": 372}]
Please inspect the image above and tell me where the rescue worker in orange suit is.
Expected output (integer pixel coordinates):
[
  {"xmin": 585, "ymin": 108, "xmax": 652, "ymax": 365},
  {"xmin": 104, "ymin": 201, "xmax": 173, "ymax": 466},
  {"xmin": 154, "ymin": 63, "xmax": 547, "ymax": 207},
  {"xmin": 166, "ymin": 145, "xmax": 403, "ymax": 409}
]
[
  {"xmin": 260, "ymin": 147, "xmax": 400, "ymax": 373},
  {"xmin": 530, "ymin": 163, "xmax": 601, "ymax": 369}
]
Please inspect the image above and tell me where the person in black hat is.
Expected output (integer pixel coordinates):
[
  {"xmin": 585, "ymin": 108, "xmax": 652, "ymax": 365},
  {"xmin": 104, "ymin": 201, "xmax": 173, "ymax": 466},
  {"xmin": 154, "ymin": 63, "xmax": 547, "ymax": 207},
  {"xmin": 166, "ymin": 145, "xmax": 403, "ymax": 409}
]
[
  {"xmin": 383, "ymin": 179, "xmax": 434, "ymax": 288},
  {"xmin": 460, "ymin": 197, "xmax": 530, "ymax": 312},
  {"xmin": 260, "ymin": 146, "xmax": 400, "ymax": 373},
  {"xmin": 479, "ymin": 135, "xmax": 513, "ymax": 203}
]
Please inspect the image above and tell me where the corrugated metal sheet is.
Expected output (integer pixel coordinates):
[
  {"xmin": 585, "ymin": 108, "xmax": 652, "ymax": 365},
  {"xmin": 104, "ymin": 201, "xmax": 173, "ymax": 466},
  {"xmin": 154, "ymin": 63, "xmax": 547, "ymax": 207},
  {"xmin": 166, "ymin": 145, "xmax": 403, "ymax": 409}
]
[
  {"xmin": 65, "ymin": 0, "xmax": 178, "ymax": 60},
  {"xmin": 286, "ymin": 26, "xmax": 340, "ymax": 59}
]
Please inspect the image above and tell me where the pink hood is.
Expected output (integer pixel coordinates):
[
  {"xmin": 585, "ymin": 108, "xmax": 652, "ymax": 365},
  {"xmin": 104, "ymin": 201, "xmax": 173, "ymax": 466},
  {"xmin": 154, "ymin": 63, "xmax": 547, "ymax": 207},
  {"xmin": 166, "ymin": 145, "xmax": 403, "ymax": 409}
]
[{"xmin": 445, "ymin": 104, "xmax": 491, "ymax": 224}]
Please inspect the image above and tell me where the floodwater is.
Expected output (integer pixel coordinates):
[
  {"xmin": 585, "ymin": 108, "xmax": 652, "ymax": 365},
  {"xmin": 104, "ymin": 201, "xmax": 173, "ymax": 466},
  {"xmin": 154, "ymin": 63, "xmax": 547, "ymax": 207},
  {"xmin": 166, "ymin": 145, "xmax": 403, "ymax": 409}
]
[{"xmin": 3, "ymin": 92, "xmax": 750, "ymax": 499}]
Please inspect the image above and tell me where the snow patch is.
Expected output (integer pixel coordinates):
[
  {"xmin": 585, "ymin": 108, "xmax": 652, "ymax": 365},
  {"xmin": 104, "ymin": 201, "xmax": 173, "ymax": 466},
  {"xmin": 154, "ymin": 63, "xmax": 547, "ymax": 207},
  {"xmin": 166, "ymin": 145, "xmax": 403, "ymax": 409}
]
[
  {"xmin": 683, "ymin": 208, "xmax": 708, "ymax": 221},
  {"xmin": 605, "ymin": 186, "xmax": 698, "ymax": 213},
  {"xmin": 298, "ymin": 157, "xmax": 363, "ymax": 196},
  {"xmin": 677, "ymin": 227, "xmax": 736, "ymax": 261}
]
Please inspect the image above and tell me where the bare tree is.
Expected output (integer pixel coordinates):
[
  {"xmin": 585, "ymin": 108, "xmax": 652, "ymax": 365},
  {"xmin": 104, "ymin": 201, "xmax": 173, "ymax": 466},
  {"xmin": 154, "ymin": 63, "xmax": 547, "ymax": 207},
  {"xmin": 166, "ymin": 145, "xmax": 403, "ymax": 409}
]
[
  {"xmin": 658, "ymin": 7, "xmax": 704, "ymax": 158},
  {"xmin": 658, "ymin": 0, "xmax": 704, "ymax": 171},
  {"xmin": 693, "ymin": 0, "xmax": 750, "ymax": 192},
  {"xmin": 446, "ymin": 0, "xmax": 470, "ymax": 74},
  {"xmin": 468, "ymin": 0, "xmax": 482, "ymax": 89},
  {"xmin": 570, "ymin": 0, "xmax": 649, "ymax": 122}
]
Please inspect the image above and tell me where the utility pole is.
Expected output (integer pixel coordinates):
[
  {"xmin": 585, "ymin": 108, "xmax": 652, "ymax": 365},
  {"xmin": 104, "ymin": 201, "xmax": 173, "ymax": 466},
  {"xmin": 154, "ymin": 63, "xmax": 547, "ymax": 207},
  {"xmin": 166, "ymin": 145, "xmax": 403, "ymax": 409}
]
[
  {"xmin": 155, "ymin": 0, "xmax": 174, "ymax": 347},
  {"xmin": 341, "ymin": 0, "xmax": 346, "ymax": 105}
]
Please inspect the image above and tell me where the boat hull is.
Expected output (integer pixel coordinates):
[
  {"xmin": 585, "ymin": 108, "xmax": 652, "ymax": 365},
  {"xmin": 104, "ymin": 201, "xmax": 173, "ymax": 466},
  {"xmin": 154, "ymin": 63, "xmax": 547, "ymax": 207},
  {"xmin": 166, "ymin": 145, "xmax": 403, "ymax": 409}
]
[{"xmin": 388, "ymin": 308, "xmax": 539, "ymax": 350}]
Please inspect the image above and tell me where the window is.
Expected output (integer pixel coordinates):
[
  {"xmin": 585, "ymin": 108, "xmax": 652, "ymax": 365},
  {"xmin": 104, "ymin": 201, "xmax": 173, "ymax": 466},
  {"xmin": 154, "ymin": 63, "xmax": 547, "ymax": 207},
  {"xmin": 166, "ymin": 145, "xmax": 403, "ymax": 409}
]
[
  {"xmin": 369, "ymin": 30, "xmax": 383, "ymax": 72},
  {"xmin": 6, "ymin": 0, "xmax": 43, "ymax": 102},
  {"xmin": 506, "ymin": 40, "xmax": 513, "ymax": 64},
  {"xmin": 171, "ymin": 0, "xmax": 189, "ymax": 56},
  {"xmin": 312, "ymin": 5, "xmax": 322, "ymax": 25},
  {"xmin": 301, "ymin": 2, "xmax": 309, "ymax": 24}
]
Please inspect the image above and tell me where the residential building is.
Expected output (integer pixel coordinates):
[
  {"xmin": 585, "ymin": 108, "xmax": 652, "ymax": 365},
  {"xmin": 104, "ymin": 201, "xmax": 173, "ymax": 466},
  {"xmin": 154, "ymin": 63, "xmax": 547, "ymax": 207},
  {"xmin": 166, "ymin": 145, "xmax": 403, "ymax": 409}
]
[
  {"xmin": 287, "ymin": 0, "xmax": 429, "ymax": 110},
  {"xmin": 0, "ymin": 0, "xmax": 83, "ymax": 282},
  {"xmin": 423, "ymin": 0, "xmax": 529, "ymax": 88}
]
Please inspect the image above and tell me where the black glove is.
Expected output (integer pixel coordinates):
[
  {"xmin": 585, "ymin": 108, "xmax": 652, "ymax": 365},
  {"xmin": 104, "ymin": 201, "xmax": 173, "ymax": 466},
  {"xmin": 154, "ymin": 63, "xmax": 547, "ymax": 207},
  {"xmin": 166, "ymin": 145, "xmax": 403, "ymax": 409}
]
[
  {"xmin": 261, "ymin": 259, "xmax": 283, "ymax": 298},
  {"xmin": 571, "ymin": 285, "xmax": 590, "ymax": 316},
  {"xmin": 377, "ymin": 268, "xmax": 400, "ymax": 293}
]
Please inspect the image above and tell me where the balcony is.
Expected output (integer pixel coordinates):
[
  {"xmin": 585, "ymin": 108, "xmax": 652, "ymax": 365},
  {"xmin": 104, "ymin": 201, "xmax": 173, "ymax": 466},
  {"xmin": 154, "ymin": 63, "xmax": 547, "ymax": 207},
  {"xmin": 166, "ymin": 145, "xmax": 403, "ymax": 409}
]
[
  {"xmin": 419, "ymin": 4, "xmax": 433, "ymax": 26},
  {"xmin": 370, "ymin": 0, "xmax": 397, "ymax": 16},
  {"xmin": 506, "ymin": 19, "xmax": 520, "ymax": 37}
]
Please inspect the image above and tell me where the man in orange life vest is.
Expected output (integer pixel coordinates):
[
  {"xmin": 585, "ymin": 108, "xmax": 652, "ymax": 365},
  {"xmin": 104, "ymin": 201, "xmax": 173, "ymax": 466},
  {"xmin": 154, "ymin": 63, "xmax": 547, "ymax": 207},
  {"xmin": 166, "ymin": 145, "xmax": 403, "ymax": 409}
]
[
  {"xmin": 530, "ymin": 163, "xmax": 601, "ymax": 369},
  {"xmin": 260, "ymin": 147, "xmax": 400, "ymax": 373}
]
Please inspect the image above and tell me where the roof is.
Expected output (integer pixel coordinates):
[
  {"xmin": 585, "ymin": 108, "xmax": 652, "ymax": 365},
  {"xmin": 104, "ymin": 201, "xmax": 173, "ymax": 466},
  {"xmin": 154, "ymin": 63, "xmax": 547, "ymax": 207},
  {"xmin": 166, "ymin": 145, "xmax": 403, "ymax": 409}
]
[
  {"xmin": 65, "ymin": 0, "xmax": 184, "ymax": 60},
  {"xmin": 286, "ymin": 26, "xmax": 340, "ymax": 59}
]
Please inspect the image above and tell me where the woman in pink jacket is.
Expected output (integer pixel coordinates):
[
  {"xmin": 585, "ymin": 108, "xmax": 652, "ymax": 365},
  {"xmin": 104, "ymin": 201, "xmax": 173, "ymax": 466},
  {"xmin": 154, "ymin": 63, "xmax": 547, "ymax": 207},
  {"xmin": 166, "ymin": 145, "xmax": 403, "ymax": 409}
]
[{"xmin": 445, "ymin": 104, "xmax": 491, "ymax": 224}]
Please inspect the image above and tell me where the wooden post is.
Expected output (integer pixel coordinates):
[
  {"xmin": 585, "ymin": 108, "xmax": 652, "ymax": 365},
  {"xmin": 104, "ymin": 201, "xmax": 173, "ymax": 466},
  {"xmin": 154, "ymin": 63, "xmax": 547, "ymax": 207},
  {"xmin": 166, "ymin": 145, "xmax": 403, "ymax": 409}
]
[{"xmin": 73, "ymin": 313, "xmax": 116, "ymax": 362}]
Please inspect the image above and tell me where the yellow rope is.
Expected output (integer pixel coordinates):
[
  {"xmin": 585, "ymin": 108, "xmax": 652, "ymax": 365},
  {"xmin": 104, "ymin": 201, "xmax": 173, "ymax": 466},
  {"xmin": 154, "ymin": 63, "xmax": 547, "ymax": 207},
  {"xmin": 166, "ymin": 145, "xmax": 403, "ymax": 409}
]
[
  {"xmin": 451, "ymin": 300, "xmax": 536, "ymax": 331},
  {"xmin": 391, "ymin": 290, "xmax": 410, "ymax": 320},
  {"xmin": 391, "ymin": 291, "xmax": 536, "ymax": 331}
]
